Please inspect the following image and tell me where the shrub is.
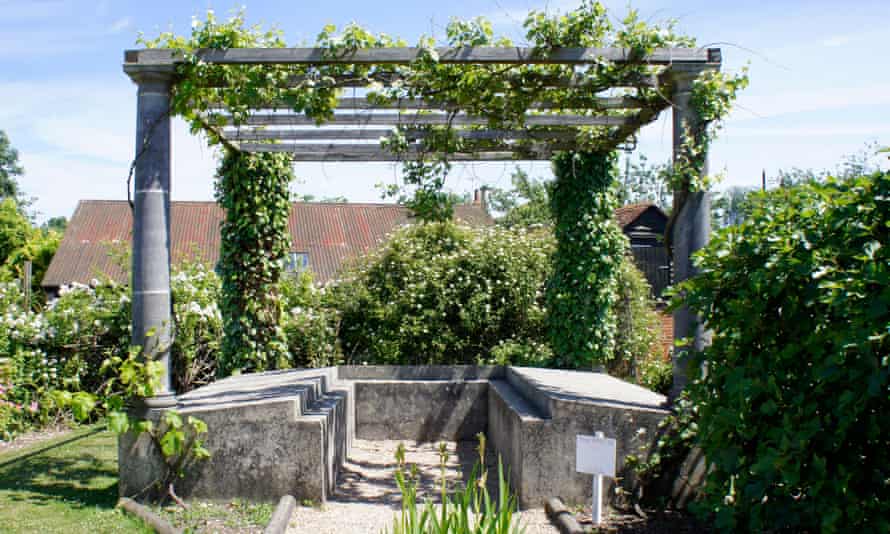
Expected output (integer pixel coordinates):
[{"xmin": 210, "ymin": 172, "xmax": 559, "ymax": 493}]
[
  {"xmin": 678, "ymin": 172, "xmax": 890, "ymax": 532},
  {"xmin": 279, "ymin": 271, "xmax": 340, "ymax": 368},
  {"xmin": 613, "ymin": 254, "xmax": 671, "ymax": 394},
  {"xmin": 170, "ymin": 261, "xmax": 223, "ymax": 393},
  {"xmin": 332, "ymin": 222, "xmax": 553, "ymax": 365},
  {"xmin": 0, "ymin": 263, "xmax": 226, "ymax": 438}
]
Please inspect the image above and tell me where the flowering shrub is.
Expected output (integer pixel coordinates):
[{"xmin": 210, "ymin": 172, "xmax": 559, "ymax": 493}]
[
  {"xmin": 171, "ymin": 262, "xmax": 223, "ymax": 392},
  {"xmin": 333, "ymin": 222, "xmax": 554, "ymax": 365},
  {"xmin": 0, "ymin": 263, "xmax": 224, "ymax": 439},
  {"xmin": 280, "ymin": 271, "xmax": 340, "ymax": 369}
]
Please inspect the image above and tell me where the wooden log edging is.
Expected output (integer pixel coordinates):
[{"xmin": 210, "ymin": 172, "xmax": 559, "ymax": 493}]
[
  {"xmin": 117, "ymin": 498, "xmax": 181, "ymax": 534},
  {"xmin": 263, "ymin": 495, "xmax": 297, "ymax": 534},
  {"xmin": 545, "ymin": 497, "xmax": 586, "ymax": 534}
]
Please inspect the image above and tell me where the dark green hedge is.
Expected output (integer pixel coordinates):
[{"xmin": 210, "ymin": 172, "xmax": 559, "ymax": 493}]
[{"xmin": 680, "ymin": 172, "xmax": 889, "ymax": 532}]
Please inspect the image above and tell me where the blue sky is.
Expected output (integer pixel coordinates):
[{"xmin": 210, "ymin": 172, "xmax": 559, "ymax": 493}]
[{"xmin": 2, "ymin": 0, "xmax": 889, "ymax": 222}]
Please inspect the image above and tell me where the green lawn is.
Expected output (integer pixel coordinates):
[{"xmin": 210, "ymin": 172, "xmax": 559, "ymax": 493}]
[{"xmin": 0, "ymin": 426, "xmax": 151, "ymax": 534}]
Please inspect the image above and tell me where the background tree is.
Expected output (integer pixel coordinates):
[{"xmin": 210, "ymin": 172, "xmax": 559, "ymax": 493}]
[
  {"xmin": 617, "ymin": 154, "xmax": 672, "ymax": 209},
  {"xmin": 487, "ymin": 168, "xmax": 552, "ymax": 228},
  {"xmin": 41, "ymin": 217, "xmax": 67, "ymax": 233},
  {"xmin": 0, "ymin": 130, "xmax": 23, "ymax": 201}
]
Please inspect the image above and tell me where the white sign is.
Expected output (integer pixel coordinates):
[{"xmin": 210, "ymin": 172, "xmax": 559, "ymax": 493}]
[{"xmin": 576, "ymin": 433, "xmax": 617, "ymax": 477}]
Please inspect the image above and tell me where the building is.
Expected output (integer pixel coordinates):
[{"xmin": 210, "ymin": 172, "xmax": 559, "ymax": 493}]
[
  {"xmin": 41, "ymin": 199, "xmax": 493, "ymax": 293},
  {"xmin": 42, "ymin": 198, "xmax": 671, "ymax": 297},
  {"xmin": 615, "ymin": 202, "xmax": 670, "ymax": 298}
]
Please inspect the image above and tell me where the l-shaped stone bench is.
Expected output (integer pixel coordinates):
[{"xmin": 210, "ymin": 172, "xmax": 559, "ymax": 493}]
[{"xmin": 119, "ymin": 365, "xmax": 670, "ymax": 509}]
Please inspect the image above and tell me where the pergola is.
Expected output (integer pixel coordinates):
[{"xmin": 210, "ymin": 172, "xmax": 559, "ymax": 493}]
[{"xmin": 123, "ymin": 45, "xmax": 719, "ymax": 409}]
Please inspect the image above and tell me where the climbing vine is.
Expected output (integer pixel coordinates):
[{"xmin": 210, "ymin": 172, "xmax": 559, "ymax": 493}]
[
  {"xmin": 215, "ymin": 150, "xmax": 293, "ymax": 375},
  {"xmin": 547, "ymin": 151, "xmax": 627, "ymax": 368}
]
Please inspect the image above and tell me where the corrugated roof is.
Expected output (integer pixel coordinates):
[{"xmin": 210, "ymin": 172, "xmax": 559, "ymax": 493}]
[
  {"xmin": 42, "ymin": 200, "xmax": 493, "ymax": 288},
  {"xmin": 614, "ymin": 202, "xmax": 666, "ymax": 228}
]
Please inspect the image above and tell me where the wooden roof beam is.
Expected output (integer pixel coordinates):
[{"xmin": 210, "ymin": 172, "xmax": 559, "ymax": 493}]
[
  {"xmin": 237, "ymin": 143, "xmax": 558, "ymax": 161},
  {"xmin": 220, "ymin": 112, "xmax": 639, "ymax": 127},
  {"xmin": 125, "ymin": 46, "xmax": 721, "ymax": 67},
  {"xmin": 226, "ymin": 128, "xmax": 582, "ymax": 142}
]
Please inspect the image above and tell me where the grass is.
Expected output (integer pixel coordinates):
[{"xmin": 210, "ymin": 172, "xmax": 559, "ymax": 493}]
[
  {"xmin": 0, "ymin": 425, "xmax": 152, "ymax": 534},
  {"xmin": 158, "ymin": 499, "xmax": 275, "ymax": 533}
]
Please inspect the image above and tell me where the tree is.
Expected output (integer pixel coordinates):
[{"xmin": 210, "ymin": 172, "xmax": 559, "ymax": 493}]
[
  {"xmin": 42, "ymin": 216, "xmax": 67, "ymax": 233},
  {"xmin": 711, "ymin": 186, "xmax": 755, "ymax": 228},
  {"xmin": 775, "ymin": 141, "xmax": 886, "ymax": 187},
  {"xmin": 487, "ymin": 168, "xmax": 552, "ymax": 227},
  {"xmin": 0, "ymin": 130, "xmax": 23, "ymax": 201},
  {"xmin": 617, "ymin": 154, "xmax": 671, "ymax": 210},
  {"xmin": 0, "ymin": 198, "xmax": 32, "ymax": 264}
]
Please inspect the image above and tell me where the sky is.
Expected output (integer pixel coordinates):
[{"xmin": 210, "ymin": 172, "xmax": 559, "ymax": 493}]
[{"xmin": 2, "ymin": 0, "xmax": 889, "ymax": 223}]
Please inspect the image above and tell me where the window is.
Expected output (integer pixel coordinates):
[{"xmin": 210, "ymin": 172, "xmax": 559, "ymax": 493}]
[{"xmin": 285, "ymin": 252, "xmax": 309, "ymax": 274}]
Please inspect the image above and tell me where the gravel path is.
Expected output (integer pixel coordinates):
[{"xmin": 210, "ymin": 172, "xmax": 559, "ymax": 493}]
[{"xmin": 287, "ymin": 440, "xmax": 558, "ymax": 534}]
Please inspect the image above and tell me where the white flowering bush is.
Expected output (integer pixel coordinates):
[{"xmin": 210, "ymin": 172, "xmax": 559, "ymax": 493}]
[
  {"xmin": 280, "ymin": 271, "xmax": 341, "ymax": 369},
  {"xmin": 171, "ymin": 261, "xmax": 223, "ymax": 391},
  {"xmin": 0, "ymin": 263, "xmax": 225, "ymax": 439},
  {"xmin": 332, "ymin": 222, "xmax": 554, "ymax": 365}
]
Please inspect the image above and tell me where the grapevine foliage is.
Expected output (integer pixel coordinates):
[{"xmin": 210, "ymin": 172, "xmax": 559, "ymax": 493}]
[
  {"xmin": 215, "ymin": 150, "xmax": 293, "ymax": 374},
  {"xmin": 547, "ymin": 151, "xmax": 627, "ymax": 367}
]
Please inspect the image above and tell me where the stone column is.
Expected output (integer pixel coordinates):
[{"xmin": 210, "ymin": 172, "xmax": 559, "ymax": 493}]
[
  {"xmin": 670, "ymin": 66, "xmax": 711, "ymax": 400},
  {"xmin": 125, "ymin": 66, "xmax": 177, "ymax": 410}
]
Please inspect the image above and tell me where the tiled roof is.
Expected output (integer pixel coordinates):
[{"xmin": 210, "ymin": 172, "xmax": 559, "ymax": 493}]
[
  {"xmin": 42, "ymin": 200, "xmax": 493, "ymax": 288},
  {"xmin": 614, "ymin": 202, "xmax": 666, "ymax": 228}
]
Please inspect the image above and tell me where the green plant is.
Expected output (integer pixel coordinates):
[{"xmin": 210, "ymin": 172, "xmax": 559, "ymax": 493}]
[
  {"xmin": 333, "ymin": 222, "xmax": 553, "ymax": 366},
  {"xmin": 547, "ymin": 151, "xmax": 627, "ymax": 369},
  {"xmin": 215, "ymin": 150, "xmax": 293, "ymax": 376},
  {"xmin": 676, "ymin": 172, "xmax": 890, "ymax": 532},
  {"xmin": 388, "ymin": 434, "xmax": 523, "ymax": 534},
  {"xmin": 612, "ymin": 254, "xmax": 669, "ymax": 393},
  {"xmin": 279, "ymin": 271, "xmax": 340, "ymax": 368}
]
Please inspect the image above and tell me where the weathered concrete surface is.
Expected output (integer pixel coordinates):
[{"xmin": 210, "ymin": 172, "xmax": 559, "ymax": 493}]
[
  {"xmin": 492, "ymin": 368, "xmax": 670, "ymax": 508},
  {"xmin": 119, "ymin": 368, "xmax": 352, "ymax": 503},
  {"xmin": 339, "ymin": 365, "xmax": 504, "ymax": 381},
  {"xmin": 354, "ymin": 380, "xmax": 488, "ymax": 441},
  {"xmin": 119, "ymin": 365, "xmax": 669, "ymax": 509}
]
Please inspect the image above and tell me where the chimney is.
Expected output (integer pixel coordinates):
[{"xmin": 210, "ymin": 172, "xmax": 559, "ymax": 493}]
[{"xmin": 474, "ymin": 186, "xmax": 489, "ymax": 213}]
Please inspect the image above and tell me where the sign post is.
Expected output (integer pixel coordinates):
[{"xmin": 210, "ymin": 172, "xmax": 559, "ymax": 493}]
[{"xmin": 576, "ymin": 431, "xmax": 617, "ymax": 525}]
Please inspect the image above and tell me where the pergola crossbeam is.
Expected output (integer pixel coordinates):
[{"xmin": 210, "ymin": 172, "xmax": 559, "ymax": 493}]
[
  {"xmin": 238, "ymin": 143, "xmax": 555, "ymax": 161},
  {"xmin": 328, "ymin": 96, "xmax": 645, "ymax": 110},
  {"xmin": 223, "ymin": 112, "xmax": 639, "ymax": 127},
  {"xmin": 226, "ymin": 128, "xmax": 581, "ymax": 142},
  {"xmin": 126, "ymin": 46, "xmax": 720, "ymax": 67}
]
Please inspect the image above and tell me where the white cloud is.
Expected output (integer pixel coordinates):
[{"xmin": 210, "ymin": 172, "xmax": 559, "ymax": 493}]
[
  {"xmin": 732, "ymin": 83, "xmax": 890, "ymax": 120},
  {"xmin": 108, "ymin": 17, "xmax": 132, "ymax": 34}
]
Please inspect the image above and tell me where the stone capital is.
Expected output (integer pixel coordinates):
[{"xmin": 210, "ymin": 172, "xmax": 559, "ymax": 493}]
[{"xmin": 124, "ymin": 64, "xmax": 177, "ymax": 86}]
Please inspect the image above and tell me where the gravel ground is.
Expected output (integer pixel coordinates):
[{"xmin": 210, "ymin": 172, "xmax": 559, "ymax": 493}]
[{"xmin": 287, "ymin": 440, "xmax": 558, "ymax": 534}]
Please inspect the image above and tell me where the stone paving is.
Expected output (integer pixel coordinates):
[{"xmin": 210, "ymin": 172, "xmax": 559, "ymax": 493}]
[{"xmin": 286, "ymin": 439, "xmax": 557, "ymax": 533}]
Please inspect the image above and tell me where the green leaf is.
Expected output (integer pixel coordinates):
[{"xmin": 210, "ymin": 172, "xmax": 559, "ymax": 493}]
[
  {"xmin": 107, "ymin": 411, "xmax": 130, "ymax": 434},
  {"xmin": 70, "ymin": 392, "xmax": 96, "ymax": 421},
  {"xmin": 163, "ymin": 410, "xmax": 183, "ymax": 430},
  {"xmin": 160, "ymin": 429, "xmax": 185, "ymax": 458}
]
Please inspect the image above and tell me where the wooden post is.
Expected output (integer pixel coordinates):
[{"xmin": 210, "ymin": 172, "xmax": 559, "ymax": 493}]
[
  {"xmin": 669, "ymin": 65, "xmax": 713, "ymax": 400},
  {"xmin": 125, "ymin": 65, "xmax": 177, "ymax": 410}
]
